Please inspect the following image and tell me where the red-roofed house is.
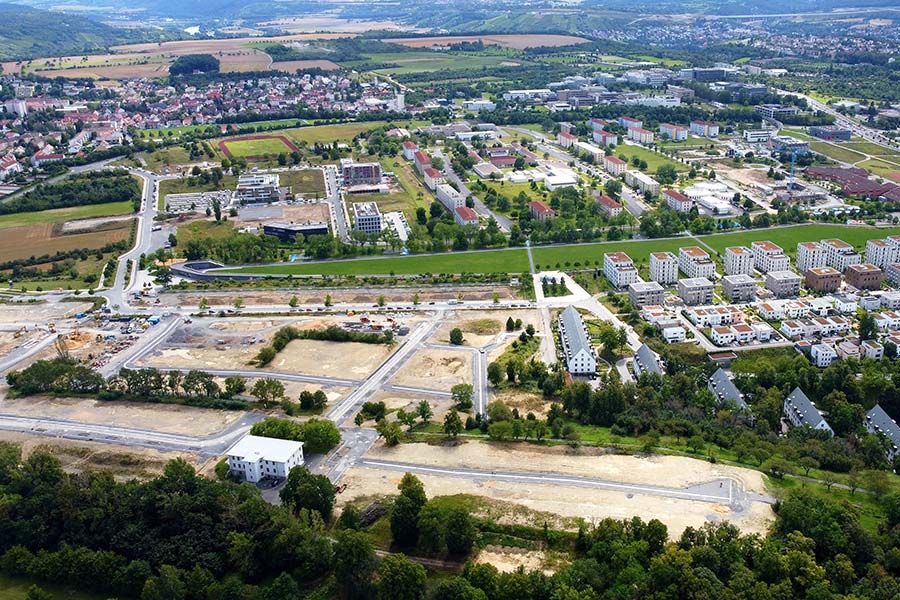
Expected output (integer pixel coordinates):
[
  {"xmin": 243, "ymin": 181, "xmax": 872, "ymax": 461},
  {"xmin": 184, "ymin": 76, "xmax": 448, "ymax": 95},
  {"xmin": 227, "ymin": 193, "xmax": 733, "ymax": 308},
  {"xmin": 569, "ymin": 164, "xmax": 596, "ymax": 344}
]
[
  {"xmin": 402, "ymin": 141, "xmax": 418, "ymax": 161},
  {"xmin": 557, "ymin": 131, "xmax": 577, "ymax": 148},
  {"xmin": 0, "ymin": 154, "xmax": 21, "ymax": 180},
  {"xmin": 604, "ymin": 155, "xmax": 627, "ymax": 176},
  {"xmin": 413, "ymin": 150, "xmax": 430, "ymax": 174},
  {"xmin": 593, "ymin": 192, "xmax": 623, "ymax": 217},
  {"xmin": 593, "ymin": 130, "xmax": 618, "ymax": 146},
  {"xmin": 627, "ymin": 127, "xmax": 654, "ymax": 144},
  {"xmin": 529, "ymin": 201, "xmax": 555, "ymax": 221},
  {"xmin": 423, "ymin": 167, "xmax": 444, "ymax": 191},
  {"xmin": 659, "ymin": 123, "xmax": 688, "ymax": 141},
  {"xmin": 664, "ymin": 189, "xmax": 693, "ymax": 213},
  {"xmin": 31, "ymin": 150, "xmax": 64, "ymax": 167},
  {"xmin": 454, "ymin": 206, "xmax": 480, "ymax": 226}
]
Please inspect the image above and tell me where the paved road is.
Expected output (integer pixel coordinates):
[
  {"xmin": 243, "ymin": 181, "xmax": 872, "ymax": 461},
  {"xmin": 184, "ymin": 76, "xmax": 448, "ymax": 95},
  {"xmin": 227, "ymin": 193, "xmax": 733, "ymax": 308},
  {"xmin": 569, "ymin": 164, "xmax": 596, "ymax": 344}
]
[
  {"xmin": 0, "ymin": 412, "xmax": 263, "ymax": 457},
  {"xmin": 432, "ymin": 148, "xmax": 512, "ymax": 232},
  {"xmin": 323, "ymin": 165, "xmax": 350, "ymax": 241},
  {"xmin": 358, "ymin": 459, "xmax": 776, "ymax": 507},
  {"xmin": 0, "ymin": 333, "xmax": 57, "ymax": 375}
]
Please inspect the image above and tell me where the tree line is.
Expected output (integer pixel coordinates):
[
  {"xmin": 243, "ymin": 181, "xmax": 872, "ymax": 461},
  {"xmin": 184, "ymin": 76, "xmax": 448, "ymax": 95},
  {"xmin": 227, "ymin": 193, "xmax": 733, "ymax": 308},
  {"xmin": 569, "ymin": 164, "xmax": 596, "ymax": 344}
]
[
  {"xmin": 254, "ymin": 325, "xmax": 395, "ymax": 367},
  {"xmin": 0, "ymin": 170, "xmax": 140, "ymax": 216}
]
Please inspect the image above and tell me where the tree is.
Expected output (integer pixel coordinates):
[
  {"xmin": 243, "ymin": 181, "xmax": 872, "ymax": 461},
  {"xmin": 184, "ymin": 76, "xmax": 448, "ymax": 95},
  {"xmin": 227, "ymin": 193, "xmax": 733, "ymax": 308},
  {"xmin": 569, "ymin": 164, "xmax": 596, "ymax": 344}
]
[
  {"xmin": 391, "ymin": 473, "xmax": 427, "ymax": 546},
  {"xmin": 428, "ymin": 577, "xmax": 486, "ymax": 600},
  {"xmin": 487, "ymin": 362, "xmax": 503, "ymax": 386},
  {"xmin": 251, "ymin": 378, "xmax": 285, "ymax": 406},
  {"xmin": 449, "ymin": 328, "xmax": 464, "ymax": 345},
  {"xmin": 302, "ymin": 419, "xmax": 341, "ymax": 453},
  {"xmin": 212, "ymin": 198, "xmax": 222, "ymax": 222},
  {"xmin": 25, "ymin": 586, "xmax": 53, "ymax": 600},
  {"xmin": 798, "ymin": 456, "xmax": 820, "ymax": 476},
  {"xmin": 416, "ymin": 400, "xmax": 433, "ymax": 425},
  {"xmin": 289, "ymin": 295, "xmax": 299, "ymax": 308},
  {"xmin": 333, "ymin": 530, "xmax": 376, "ymax": 600},
  {"xmin": 377, "ymin": 554, "xmax": 426, "ymax": 600},
  {"xmin": 376, "ymin": 419, "xmax": 402, "ymax": 446},
  {"xmin": 325, "ymin": 294, "xmax": 333, "ymax": 307},
  {"xmin": 233, "ymin": 296, "xmax": 244, "ymax": 310},
  {"xmin": 859, "ymin": 311, "xmax": 877, "ymax": 341},
  {"xmin": 223, "ymin": 376, "xmax": 246, "ymax": 398},
  {"xmin": 280, "ymin": 466, "xmax": 336, "ymax": 520},
  {"xmin": 451, "ymin": 383, "xmax": 474, "ymax": 411},
  {"xmin": 443, "ymin": 411, "xmax": 463, "ymax": 438},
  {"xmin": 444, "ymin": 508, "xmax": 477, "ymax": 556},
  {"xmin": 506, "ymin": 317, "xmax": 515, "ymax": 331},
  {"xmin": 141, "ymin": 565, "xmax": 186, "ymax": 600}
]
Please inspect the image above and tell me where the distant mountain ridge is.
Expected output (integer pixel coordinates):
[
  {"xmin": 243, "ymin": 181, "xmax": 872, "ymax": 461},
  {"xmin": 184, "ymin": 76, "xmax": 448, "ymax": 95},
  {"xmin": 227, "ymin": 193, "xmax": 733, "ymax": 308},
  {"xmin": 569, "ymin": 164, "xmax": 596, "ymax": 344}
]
[{"xmin": 0, "ymin": 3, "xmax": 163, "ymax": 61}]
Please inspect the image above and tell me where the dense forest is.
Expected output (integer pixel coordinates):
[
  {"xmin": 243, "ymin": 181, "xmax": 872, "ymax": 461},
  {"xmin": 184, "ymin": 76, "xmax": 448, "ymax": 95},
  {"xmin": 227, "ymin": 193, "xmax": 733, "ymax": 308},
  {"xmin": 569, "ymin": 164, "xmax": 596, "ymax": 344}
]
[{"xmin": 0, "ymin": 170, "xmax": 141, "ymax": 216}]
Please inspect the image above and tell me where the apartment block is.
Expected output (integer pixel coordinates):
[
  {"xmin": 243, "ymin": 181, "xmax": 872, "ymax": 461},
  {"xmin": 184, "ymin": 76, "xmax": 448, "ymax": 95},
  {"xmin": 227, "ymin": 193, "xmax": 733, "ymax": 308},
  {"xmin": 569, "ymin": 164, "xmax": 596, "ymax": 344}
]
[
  {"xmin": 804, "ymin": 266, "xmax": 842, "ymax": 293},
  {"xmin": 352, "ymin": 202, "xmax": 383, "ymax": 234},
  {"xmin": 724, "ymin": 246, "xmax": 753, "ymax": 276},
  {"xmin": 604, "ymin": 252, "xmax": 640, "ymax": 289},
  {"xmin": 797, "ymin": 241, "xmax": 827, "ymax": 273},
  {"xmin": 822, "ymin": 239, "xmax": 862, "ymax": 272},
  {"xmin": 765, "ymin": 270, "xmax": 803, "ymax": 298},
  {"xmin": 722, "ymin": 273, "xmax": 757, "ymax": 302},
  {"xmin": 663, "ymin": 189, "xmax": 693, "ymax": 213},
  {"xmin": 649, "ymin": 251, "xmax": 678, "ymax": 284},
  {"xmin": 628, "ymin": 281, "xmax": 666, "ymax": 307},
  {"xmin": 678, "ymin": 246, "xmax": 716, "ymax": 279},
  {"xmin": 844, "ymin": 263, "xmax": 883, "ymax": 291},
  {"xmin": 866, "ymin": 238, "xmax": 899, "ymax": 269},
  {"xmin": 677, "ymin": 277, "xmax": 714, "ymax": 305},
  {"xmin": 751, "ymin": 241, "xmax": 790, "ymax": 274},
  {"xmin": 603, "ymin": 155, "xmax": 627, "ymax": 176}
]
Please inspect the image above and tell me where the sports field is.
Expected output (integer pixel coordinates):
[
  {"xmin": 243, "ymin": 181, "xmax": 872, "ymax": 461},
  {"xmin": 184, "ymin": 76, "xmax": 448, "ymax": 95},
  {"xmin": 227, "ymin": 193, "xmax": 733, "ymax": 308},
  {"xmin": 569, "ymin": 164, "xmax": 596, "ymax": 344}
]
[
  {"xmin": 226, "ymin": 224, "xmax": 900, "ymax": 276},
  {"xmin": 219, "ymin": 135, "xmax": 300, "ymax": 159}
]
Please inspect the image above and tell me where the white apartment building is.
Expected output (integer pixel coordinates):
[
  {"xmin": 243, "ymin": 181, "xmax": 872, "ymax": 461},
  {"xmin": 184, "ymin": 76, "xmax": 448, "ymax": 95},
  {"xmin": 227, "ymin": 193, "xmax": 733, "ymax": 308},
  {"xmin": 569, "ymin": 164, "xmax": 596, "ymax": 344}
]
[
  {"xmin": 649, "ymin": 251, "xmax": 678, "ymax": 284},
  {"xmin": 435, "ymin": 183, "xmax": 465, "ymax": 211},
  {"xmin": 604, "ymin": 252, "xmax": 640, "ymax": 288},
  {"xmin": 724, "ymin": 246, "xmax": 753, "ymax": 276},
  {"xmin": 822, "ymin": 239, "xmax": 862, "ymax": 272},
  {"xmin": 866, "ymin": 238, "xmax": 899, "ymax": 269},
  {"xmin": 558, "ymin": 306, "xmax": 597, "ymax": 375},
  {"xmin": 796, "ymin": 241, "xmax": 827, "ymax": 273},
  {"xmin": 751, "ymin": 241, "xmax": 790, "ymax": 273},
  {"xmin": 678, "ymin": 246, "xmax": 716, "ymax": 279},
  {"xmin": 226, "ymin": 435, "xmax": 305, "ymax": 483}
]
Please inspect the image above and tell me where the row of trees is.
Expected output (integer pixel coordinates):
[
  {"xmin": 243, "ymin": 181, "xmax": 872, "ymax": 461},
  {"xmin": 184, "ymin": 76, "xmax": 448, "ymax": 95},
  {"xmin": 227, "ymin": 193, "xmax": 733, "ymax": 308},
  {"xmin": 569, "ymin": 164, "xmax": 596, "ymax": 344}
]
[
  {"xmin": 0, "ymin": 170, "xmax": 140, "ymax": 216},
  {"xmin": 254, "ymin": 325, "xmax": 395, "ymax": 366}
]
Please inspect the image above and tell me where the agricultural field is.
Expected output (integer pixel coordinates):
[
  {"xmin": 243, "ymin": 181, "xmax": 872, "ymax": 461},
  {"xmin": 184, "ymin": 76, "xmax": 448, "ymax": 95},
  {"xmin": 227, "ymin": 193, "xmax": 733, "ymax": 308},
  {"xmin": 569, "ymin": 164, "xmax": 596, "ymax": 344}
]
[
  {"xmin": 159, "ymin": 175, "xmax": 238, "ymax": 200},
  {"xmin": 615, "ymin": 144, "xmax": 688, "ymax": 173},
  {"xmin": 0, "ymin": 219, "xmax": 133, "ymax": 263},
  {"xmin": 270, "ymin": 59, "xmax": 341, "ymax": 72},
  {"xmin": 283, "ymin": 122, "xmax": 390, "ymax": 145},
  {"xmin": 385, "ymin": 34, "xmax": 589, "ymax": 49},
  {"xmin": 0, "ymin": 201, "xmax": 133, "ymax": 230},
  {"xmin": 358, "ymin": 51, "xmax": 527, "ymax": 75}
]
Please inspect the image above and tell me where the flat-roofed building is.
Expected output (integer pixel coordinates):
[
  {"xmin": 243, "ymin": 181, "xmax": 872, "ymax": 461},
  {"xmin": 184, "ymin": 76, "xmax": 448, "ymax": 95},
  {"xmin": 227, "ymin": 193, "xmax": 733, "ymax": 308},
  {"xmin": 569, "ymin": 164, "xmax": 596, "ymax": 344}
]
[
  {"xmin": 649, "ymin": 251, "xmax": 678, "ymax": 284},
  {"xmin": 805, "ymin": 266, "xmax": 841, "ymax": 292},
  {"xmin": 751, "ymin": 240, "xmax": 790, "ymax": 273},
  {"xmin": 235, "ymin": 173, "xmax": 281, "ymax": 204},
  {"xmin": 722, "ymin": 273, "xmax": 757, "ymax": 302},
  {"xmin": 724, "ymin": 246, "xmax": 753, "ymax": 276},
  {"xmin": 226, "ymin": 434, "xmax": 304, "ymax": 483},
  {"xmin": 263, "ymin": 222, "xmax": 329, "ymax": 242},
  {"xmin": 340, "ymin": 159, "xmax": 382, "ymax": 186},
  {"xmin": 797, "ymin": 241, "xmax": 827, "ymax": 273},
  {"xmin": 866, "ymin": 238, "xmax": 899, "ymax": 269},
  {"xmin": 604, "ymin": 252, "xmax": 640, "ymax": 288},
  {"xmin": 558, "ymin": 306, "xmax": 597, "ymax": 375},
  {"xmin": 624, "ymin": 170, "xmax": 660, "ymax": 196},
  {"xmin": 822, "ymin": 238, "xmax": 862, "ymax": 272},
  {"xmin": 765, "ymin": 270, "xmax": 802, "ymax": 298},
  {"xmin": 844, "ymin": 263, "xmax": 883, "ymax": 291},
  {"xmin": 436, "ymin": 183, "xmax": 466, "ymax": 211},
  {"xmin": 678, "ymin": 246, "xmax": 716, "ymax": 279},
  {"xmin": 677, "ymin": 277, "xmax": 714, "ymax": 305},
  {"xmin": 352, "ymin": 201, "xmax": 383, "ymax": 234},
  {"xmin": 629, "ymin": 281, "xmax": 665, "ymax": 307}
]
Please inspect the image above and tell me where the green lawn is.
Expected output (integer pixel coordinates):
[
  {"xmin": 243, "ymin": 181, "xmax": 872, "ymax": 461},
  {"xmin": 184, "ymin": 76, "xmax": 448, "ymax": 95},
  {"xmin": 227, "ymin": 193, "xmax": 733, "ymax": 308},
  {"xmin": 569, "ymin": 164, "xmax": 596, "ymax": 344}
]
[
  {"xmin": 808, "ymin": 141, "xmax": 867, "ymax": 164},
  {"xmin": 225, "ymin": 247, "xmax": 530, "ymax": 276},
  {"xmin": 174, "ymin": 220, "xmax": 237, "ymax": 251},
  {"xmin": 0, "ymin": 201, "xmax": 134, "ymax": 230},
  {"xmin": 159, "ymin": 175, "xmax": 237, "ymax": 198},
  {"xmin": 859, "ymin": 158, "xmax": 900, "ymax": 180},
  {"xmin": 226, "ymin": 224, "xmax": 900, "ymax": 277},
  {"xmin": 376, "ymin": 155, "xmax": 430, "ymax": 218},
  {"xmin": 279, "ymin": 169, "xmax": 326, "ymax": 195},
  {"xmin": 284, "ymin": 122, "xmax": 389, "ymax": 145},
  {"xmin": 222, "ymin": 138, "xmax": 294, "ymax": 159},
  {"xmin": 843, "ymin": 141, "xmax": 900, "ymax": 157},
  {"xmin": 142, "ymin": 146, "xmax": 192, "ymax": 172},
  {"xmin": 358, "ymin": 51, "xmax": 523, "ymax": 75},
  {"xmin": 616, "ymin": 145, "xmax": 688, "ymax": 173}
]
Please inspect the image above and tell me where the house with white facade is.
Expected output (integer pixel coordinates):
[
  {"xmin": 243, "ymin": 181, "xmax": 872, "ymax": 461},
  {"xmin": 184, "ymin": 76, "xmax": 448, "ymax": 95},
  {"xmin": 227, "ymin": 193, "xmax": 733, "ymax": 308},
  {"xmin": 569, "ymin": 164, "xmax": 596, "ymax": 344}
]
[
  {"xmin": 558, "ymin": 306, "xmax": 597, "ymax": 375},
  {"xmin": 678, "ymin": 246, "xmax": 716, "ymax": 279},
  {"xmin": 226, "ymin": 435, "xmax": 305, "ymax": 483},
  {"xmin": 649, "ymin": 251, "xmax": 678, "ymax": 284},
  {"xmin": 783, "ymin": 387, "xmax": 833, "ymax": 436},
  {"xmin": 604, "ymin": 252, "xmax": 640, "ymax": 288},
  {"xmin": 724, "ymin": 246, "xmax": 754, "ymax": 276}
]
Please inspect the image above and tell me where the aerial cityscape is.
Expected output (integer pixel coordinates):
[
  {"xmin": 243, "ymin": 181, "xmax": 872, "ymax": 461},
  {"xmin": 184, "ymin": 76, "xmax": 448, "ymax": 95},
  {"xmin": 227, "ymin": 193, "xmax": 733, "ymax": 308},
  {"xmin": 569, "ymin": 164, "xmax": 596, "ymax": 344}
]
[{"xmin": 1, "ymin": 0, "xmax": 900, "ymax": 597}]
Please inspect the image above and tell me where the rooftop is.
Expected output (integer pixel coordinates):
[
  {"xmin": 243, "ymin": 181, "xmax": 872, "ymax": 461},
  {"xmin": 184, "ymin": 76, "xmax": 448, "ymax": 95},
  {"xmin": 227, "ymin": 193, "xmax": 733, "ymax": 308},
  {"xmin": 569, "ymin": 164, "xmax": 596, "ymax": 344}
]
[{"xmin": 227, "ymin": 434, "xmax": 303, "ymax": 463}]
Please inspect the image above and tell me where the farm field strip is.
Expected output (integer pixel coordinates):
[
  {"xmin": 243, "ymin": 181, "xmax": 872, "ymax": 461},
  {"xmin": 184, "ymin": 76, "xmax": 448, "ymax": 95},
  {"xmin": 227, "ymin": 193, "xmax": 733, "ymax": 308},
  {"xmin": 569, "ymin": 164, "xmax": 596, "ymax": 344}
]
[{"xmin": 0, "ymin": 202, "xmax": 134, "ymax": 230}]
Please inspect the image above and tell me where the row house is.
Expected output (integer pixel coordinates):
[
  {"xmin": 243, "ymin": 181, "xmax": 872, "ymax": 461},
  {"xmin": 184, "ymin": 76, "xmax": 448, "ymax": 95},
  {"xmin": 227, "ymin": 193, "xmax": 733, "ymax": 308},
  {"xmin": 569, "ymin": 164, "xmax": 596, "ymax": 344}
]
[
  {"xmin": 875, "ymin": 311, "xmax": 900, "ymax": 331},
  {"xmin": 686, "ymin": 305, "xmax": 744, "ymax": 327}
]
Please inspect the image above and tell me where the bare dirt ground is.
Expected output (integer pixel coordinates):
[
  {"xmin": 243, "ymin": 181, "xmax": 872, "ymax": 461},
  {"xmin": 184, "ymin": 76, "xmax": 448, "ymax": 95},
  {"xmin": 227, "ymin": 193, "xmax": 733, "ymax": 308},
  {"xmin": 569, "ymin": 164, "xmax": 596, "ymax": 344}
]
[
  {"xmin": 393, "ymin": 348, "xmax": 472, "ymax": 389},
  {"xmin": 0, "ymin": 395, "xmax": 243, "ymax": 436},
  {"xmin": 0, "ymin": 301, "xmax": 92, "ymax": 323},
  {"xmin": 233, "ymin": 204, "xmax": 330, "ymax": 229},
  {"xmin": 475, "ymin": 546, "xmax": 560, "ymax": 575},
  {"xmin": 431, "ymin": 309, "xmax": 542, "ymax": 347},
  {"xmin": 165, "ymin": 286, "xmax": 519, "ymax": 307},
  {"xmin": 339, "ymin": 465, "xmax": 772, "ymax": 538},
  {"xmin": 492, "ymin": 388, "xmax": 551, "ymax": 417},
  {"xmin": 385, "ymin": 34, "xmax": 589, "ymax": 49},
  {"xmin": 0, "ymin": 330, "xmax": 42, "ymax": 355},
  {"xmin": 0, "ymin": 431, "xmax": 200, "ymax": 478},
  {"xmin": 367, "ymin": 442, "xmax": 768, "ymax": 494},
  {"xmin": 272, "ymin": 338, "xmax": 395, "ymax": 378}
]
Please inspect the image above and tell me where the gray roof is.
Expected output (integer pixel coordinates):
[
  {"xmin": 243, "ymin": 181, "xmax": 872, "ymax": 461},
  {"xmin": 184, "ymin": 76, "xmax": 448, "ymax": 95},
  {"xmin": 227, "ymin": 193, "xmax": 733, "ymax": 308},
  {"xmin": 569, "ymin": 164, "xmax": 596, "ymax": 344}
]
[
  {"xmin": 558, "ymin": 306, "xmax": 592, "ymax": 359},
  {"xmin": 708, "ymin": 368, "xmax": 749, "ymax": 411},
  {"xmin": 866, "ymin": 405, "xmax": 900, "ymax": 450},
  {"xmin": 634, "ymin": 343, "xmax": 664, "ymax": 376},
  {"xmin": 784, "ymin": 387, "xmax": 830, "ymax": 431}
]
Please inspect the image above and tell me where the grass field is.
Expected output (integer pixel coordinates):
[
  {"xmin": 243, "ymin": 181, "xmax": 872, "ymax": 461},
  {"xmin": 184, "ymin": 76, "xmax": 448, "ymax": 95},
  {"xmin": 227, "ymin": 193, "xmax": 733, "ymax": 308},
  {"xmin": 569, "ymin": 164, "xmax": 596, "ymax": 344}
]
[
  {"xmin": 615, "ymin": 145, "xmax": 688, "ymax": 173},
  {"xmin": 0, "ymin": 202, "xmax": 134, "ymax": 230},
  {"xmin": 0, "ymin": 574, "xmax": 104, "ymax": 600},
  {"xmin": 174, "ymin": 220, "xmax": 238, "ymax": 251},
  {"xmin": 142, "ymin": 146, "xmax": 192, "ymax": 172},
  {"xmin": 280, "ymin": 169, "xmax": 326, "ymax": 195},
  {"xmin": 220, "ymin": 137, "xmax": 295, "ymax": 159},
  {"xmin": 281, "ymin": 121, "xmax": 428, "ymax": 146},
  {"xmin": 844, "ymin": 141, "xmax": 900, "ymax": 157},
  {"xmin": 659, "ymin": 135, "xmax": 713, "ymax": 149},
  {"xmin": 355, "ymin": 51, "xmax": 524, "ymax": 75},
  {"xmin": 859, "ymin": 158, "xmax": 900, "ymax": 180},
  {"xmin": 808, "ymin": 141, "xmax": 867, "ymax": 164},
  {"xmin": 228, "ymin": 223, "xmax": 900, "ymax": 276},
  {"xmin": 377, "ymin": 156, "xmax": 430, "ymax": 218}
]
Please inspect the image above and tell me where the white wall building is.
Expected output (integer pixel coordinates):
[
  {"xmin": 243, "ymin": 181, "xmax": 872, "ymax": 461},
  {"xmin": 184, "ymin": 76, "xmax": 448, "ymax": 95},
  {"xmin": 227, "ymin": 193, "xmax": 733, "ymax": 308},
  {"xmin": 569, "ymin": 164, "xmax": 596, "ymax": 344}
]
[
  {"xmin": 558, "ymin": 306, "xmax": 597, "ymax": 375},
  {"xmin": 797, "ymin": 241, "xmax": 827, "ymax": 273},
  {"xmin": 226, "ymin": 435, "xmax": 305, "ymax": 483},
  {"xmin": 724, "ymin": 246, "xmax": 754, "ymax": 276},
  {"xmin": 649, "ymin": 251, "xmax": 679, "ymax": 284},
  {"xmin": 678, "ymin": 246, "xmax": 716, "ymax": 279},
  {"xmin": 604, "ymin": 252, "xmax": 640, "ymax": 288},
  {"xmin": 822, "ymin": 239, "xmax": 862, "ymax": 272}
]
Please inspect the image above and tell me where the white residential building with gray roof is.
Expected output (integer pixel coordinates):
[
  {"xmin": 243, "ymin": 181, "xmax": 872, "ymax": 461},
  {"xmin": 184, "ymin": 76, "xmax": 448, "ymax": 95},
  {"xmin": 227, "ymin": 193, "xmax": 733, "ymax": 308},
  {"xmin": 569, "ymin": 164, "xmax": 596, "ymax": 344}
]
[
  {"xmin": 632, "ymin": 343, "xmax": 665, "ymax": 379},
  {"xmin": 783, "ymin": 387, "xmax": 833, "ymax": 436},
  {"xmin": 558, "ymin": 306, "xmax": 597, "ymax": 375},
  {"xmin": 865, "ymin": 405, "xmax": 900, "ymax": 461},
  {"xmin": 708, "ymin": 368, "xmax": 749, "ymax": 411}
]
